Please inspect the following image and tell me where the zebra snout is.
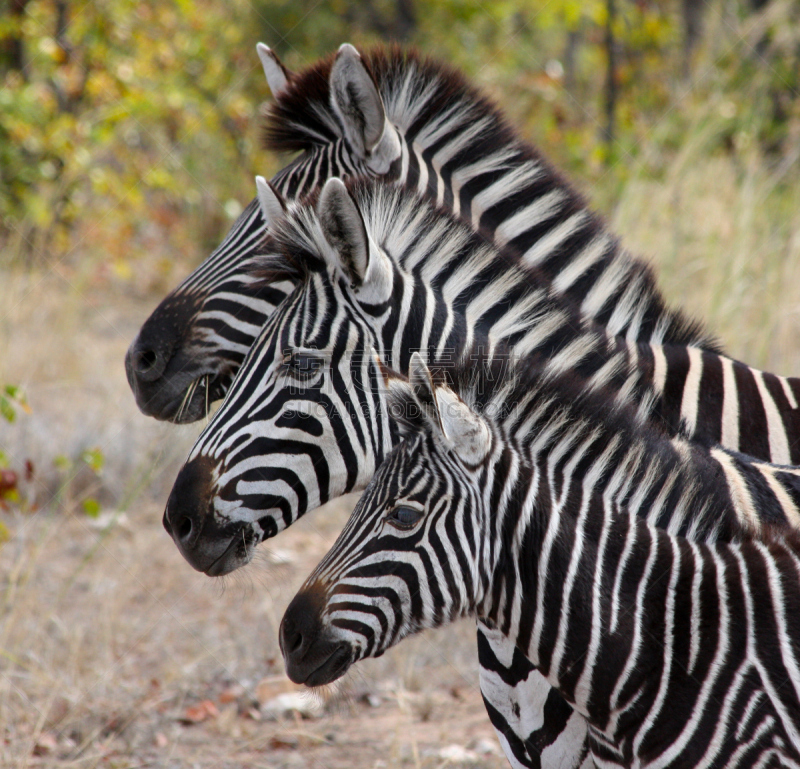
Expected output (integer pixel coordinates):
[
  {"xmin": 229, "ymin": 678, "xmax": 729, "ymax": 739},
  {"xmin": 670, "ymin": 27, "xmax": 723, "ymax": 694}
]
[
  {"xmin": 280, "ymin": 589, "xmax": 352, "ymax": 687},
  {"xmin": 163, "ymin": 455, "xmax": 248, "ymax": 576}
]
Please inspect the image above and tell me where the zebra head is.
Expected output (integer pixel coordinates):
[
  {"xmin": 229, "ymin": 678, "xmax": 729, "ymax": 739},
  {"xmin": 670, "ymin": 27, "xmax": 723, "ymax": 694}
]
[
  {"xmin": 126, "ymin": 43, "xmax": 402, "ymax": 423},
  {"xmin": 280, "ymin": 353, "xmax": 491, "ymax": 686},
  {"xmin": 162, "ymin": 178, "xmax": 399, "ymax": 576}
]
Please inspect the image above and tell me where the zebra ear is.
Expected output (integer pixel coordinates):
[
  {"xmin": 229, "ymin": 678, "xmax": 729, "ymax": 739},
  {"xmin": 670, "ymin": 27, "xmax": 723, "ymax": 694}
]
[
  {"xmin": 317, "ymin": 178, "xmax": 392, "ymax": 301},
  {"xmin": 256, "ymin": 43, "xmax": 293, "ymax": 97},
  {"xmin": 409, "ymin": 352, "xmax": 443, "ymax": 432},
  {"xmin": 318, "ymin": 177, "xmax": 369, "ymax": 284},
  {"xmin": 255, "ymin": 176, "xmax": 286, "ymax": 227},
  {"xmin": 329, "ymin": 43, "xmax": 387, "ymax": 158},
  {"xmin": 409, "ymin": 353, "xmax": 490, "ymax": 464},
  {"xmin": 376, "ymin": 353, "xmax": 428, "ymax": 435},
  {"xmin": 434, "ymin": 386, "xmax": 491, "ymax": 464}
]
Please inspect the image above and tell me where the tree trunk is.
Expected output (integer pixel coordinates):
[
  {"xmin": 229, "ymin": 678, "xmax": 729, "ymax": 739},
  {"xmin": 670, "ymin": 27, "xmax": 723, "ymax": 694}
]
[
  {"xmin": 3, "ymin": 0, "xmax": 31, "ymax": 76},
  {"xmin": 681, "ymin": 0, "xmax": 704, "ymax": 78},
  {"xmin": 602, "ymin": 0, "xmax": 617, "ymax": 151}
]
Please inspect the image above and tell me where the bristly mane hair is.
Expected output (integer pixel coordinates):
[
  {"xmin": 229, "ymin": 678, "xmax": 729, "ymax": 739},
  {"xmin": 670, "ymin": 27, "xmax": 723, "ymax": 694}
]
[
  {"xmin": 249, "ymin": 174, "xmax": 579, "ymax": 323},
  {"xmin": 261, "ymin": 45, "xmax": 719, "ymax": 353},
  {"xmin": 250, "ymin": 231, "xmax": 313, "ymax": 286},
  {"xmin": 392, "ymin": 342, "xmax": 797, "ymax": 541}
]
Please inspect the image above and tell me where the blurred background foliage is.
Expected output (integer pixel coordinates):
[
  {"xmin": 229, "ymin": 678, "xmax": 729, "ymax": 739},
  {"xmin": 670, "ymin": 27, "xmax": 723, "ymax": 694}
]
[{"xmin": 1, "ymin": 0, "xmax": 799, "ymax": 278}]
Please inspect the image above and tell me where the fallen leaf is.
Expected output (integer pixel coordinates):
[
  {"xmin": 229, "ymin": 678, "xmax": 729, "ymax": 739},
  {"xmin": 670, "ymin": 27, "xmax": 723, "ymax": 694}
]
[
  {"xmin": 154, "ymin": 732, "xmax": 168, "ymax": 748},
  {"xmin": 32, "ymin": 732, "xmax": 58, "ymax": 756},
  {"xmin": 0, "ymin": 469, "xmax": 18, "ymax": 494},
  {"xmin": 219, "ymin": 683, "xmax": 245, "ymax": 704},
  {"xmin": 268, "ymin": 735, "xmax": 299, "ymax": 750},
  {"xmin": 181, "ymin": 699, "xmax": 219, "ymax": 724}
]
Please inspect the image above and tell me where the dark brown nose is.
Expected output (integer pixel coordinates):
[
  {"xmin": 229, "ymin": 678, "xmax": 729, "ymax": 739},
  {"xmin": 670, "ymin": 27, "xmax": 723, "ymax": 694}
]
[
  {"xmin": 280, "ymin": 589, "xmax": 353, "ymax": 687},
  {"xmin": 125, "ymin": 290, "xmax": 207, "ymax": 422},
  {"xmin": 163, "ymin": 455, "xmax": 245, "ymax": 576}
]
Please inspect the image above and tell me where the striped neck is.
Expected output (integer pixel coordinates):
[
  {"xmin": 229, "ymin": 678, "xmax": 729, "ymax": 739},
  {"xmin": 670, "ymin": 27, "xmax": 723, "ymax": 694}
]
[{"xmin": 264, "ymin": 46, "xmax": 715, "ymax": 350}]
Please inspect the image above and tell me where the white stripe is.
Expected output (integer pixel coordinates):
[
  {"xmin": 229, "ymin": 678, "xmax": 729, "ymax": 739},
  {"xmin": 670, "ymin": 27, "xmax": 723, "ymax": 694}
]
[
  {"xmin": 521, "ymin": 210, "xmax": 588, "ymax": 268},
  {"xmin": 720, "ymin": 357, "xmax": 740, "ymax": 452},
  {"xmin": 754, "ymin": 370, "xmax": 791, "ymax": 464},
  {"xmin": 632, "ymin": 536, "xmax": 680, "ymax": 756},
  {"xmin": 755, "ymin": 465, "xmax": 800, "ymax": 528},
  {"xmin": 687, "ymin": 541, "xmax": 703, "ymax": 676},
  {"xmin": 680, "ymin": 346, "xmax": 704, "ymax": 436},
  {"xmin": 753, "ymin": 541, "xmax": 800, "ymax": 729},
  {"xmin": 493, "ymin": 189, "xmax": 567, "ymax": 248},
  {"xmin": 651, "ymin": 345, "xmax": 668, "ymax": 396},
  {"xmin": 580, "ymin": 256, "xmax": 629, "ymax": 324},
  {"xmin": 646, "ymin": 548, "xmax": 732, "ymax": 769},
  {"xmin": 740, "ymin": 543, "xmax": 800, "ymax": 748},
  {"xmin": 469, "ymin": 163, "xmax": 542, "ymax": 227},
  {"xmin": 552, "ymin": 234, "xmax": 610, "ymax": 294},
  {"xmin": 780, "ymin": 376, "xmax": 798, "ymax": 410},
  {"xmin": 710, "ymin": 447, "xmax": 761, "ymax": 533}
]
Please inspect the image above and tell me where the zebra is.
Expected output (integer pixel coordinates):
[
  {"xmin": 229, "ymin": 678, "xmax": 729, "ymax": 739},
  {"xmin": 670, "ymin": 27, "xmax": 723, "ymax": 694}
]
[
  {"xmin": 164, "ymin": 176, "xmax": 800, "ymax": 769},
  {"xmin": 280, "ymin": 352, "xmax": 800, "ymax": 768},
  {"xmin": 127, "ymin": 43, "xmax": 718, "ymax": 424}
]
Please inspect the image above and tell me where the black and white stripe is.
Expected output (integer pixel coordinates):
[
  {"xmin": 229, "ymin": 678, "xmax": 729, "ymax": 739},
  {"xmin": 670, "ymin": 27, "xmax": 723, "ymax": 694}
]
[
  {"xmin": 281, "ymin": 352, "xmax": 800, "ymax": 768},
  {"xmin": 164, "ymin": 177, "xmax": 800, "ymax": 769},
  {"xmin": 127, "ymin": 43, "xmax": 718, "ymax": 423}
]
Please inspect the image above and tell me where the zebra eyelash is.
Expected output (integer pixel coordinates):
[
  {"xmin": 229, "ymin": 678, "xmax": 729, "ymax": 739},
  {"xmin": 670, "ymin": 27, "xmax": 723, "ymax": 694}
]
[{"xmin": 281, "ymin": 348, "xmax": 329, "ymax": 379}]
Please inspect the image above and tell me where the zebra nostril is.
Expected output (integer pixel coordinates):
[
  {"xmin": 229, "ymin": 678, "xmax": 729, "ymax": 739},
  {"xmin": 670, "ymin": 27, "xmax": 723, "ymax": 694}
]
[
  {"xmin": 280, "ymin": 616, "xmax": 305, "ymax": 658},
  {"xmin": 289, "ymin": 629, "xmax": 303, "ymax": 653},
  {"xmin": 135, "ymin": 349, "xmax": 158, "ymax": 375},
  {"xmin": 176, "ymin": 516, "xmax": 193, "ymax": 542}
]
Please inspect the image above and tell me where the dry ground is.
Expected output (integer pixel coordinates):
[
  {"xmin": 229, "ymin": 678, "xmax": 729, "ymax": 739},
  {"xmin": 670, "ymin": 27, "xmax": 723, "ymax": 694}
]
[{"xmin": 2, "ymin": 144, "xmax": 800, "ymax": 768}]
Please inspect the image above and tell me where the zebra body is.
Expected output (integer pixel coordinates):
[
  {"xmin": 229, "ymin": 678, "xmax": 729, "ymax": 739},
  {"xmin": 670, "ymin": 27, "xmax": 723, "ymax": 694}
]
[
  {"xmin": 164, "ymin": 177, "xmax": 800, "ymax": 769},
  {"xmin": 281, "ymin": 353, "xmax": 800, "ymax": 768},
  {"xmin": 127, "ymin": 43, "xmax": 716, "ymax": 423}
]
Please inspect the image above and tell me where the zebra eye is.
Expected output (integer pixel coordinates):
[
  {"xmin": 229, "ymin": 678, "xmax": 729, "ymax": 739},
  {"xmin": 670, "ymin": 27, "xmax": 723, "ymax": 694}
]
[
  {"xmin": 283, "ymin": 350, "xmax": 324, "ymax": 379},
  {"xmin": 386, "ymin": 505, "xmax": 423, "ymax": 531}
]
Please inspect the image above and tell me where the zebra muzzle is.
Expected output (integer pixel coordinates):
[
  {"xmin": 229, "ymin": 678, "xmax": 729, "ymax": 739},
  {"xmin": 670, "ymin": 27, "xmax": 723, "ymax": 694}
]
[{"xmin": 280, "ymin": 590, "xmax": 353, "ymax": 687}]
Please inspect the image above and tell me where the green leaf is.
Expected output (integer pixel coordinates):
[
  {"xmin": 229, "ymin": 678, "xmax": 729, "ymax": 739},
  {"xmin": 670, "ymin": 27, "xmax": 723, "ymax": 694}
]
[
  {"xmin": 82, "ymin": 498, "xmax": 101, "ymax": 518},
  {"xmin": 81, "ymin": 448, "xmax": 105, "ymax": 474},
  {"xmin": 0, "ymin": 396, "xmax": 15, "ymax": 423}
]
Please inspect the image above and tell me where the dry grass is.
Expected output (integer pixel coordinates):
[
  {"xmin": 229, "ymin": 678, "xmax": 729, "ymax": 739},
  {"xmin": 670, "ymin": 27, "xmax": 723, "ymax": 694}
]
[
  {"xmin": 612, "ymin": 133, "xmax": 800, "ymax": 373},
  {"xmin": 1, "ymin": 140, "xmax": 800, "ymax": 768}
]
